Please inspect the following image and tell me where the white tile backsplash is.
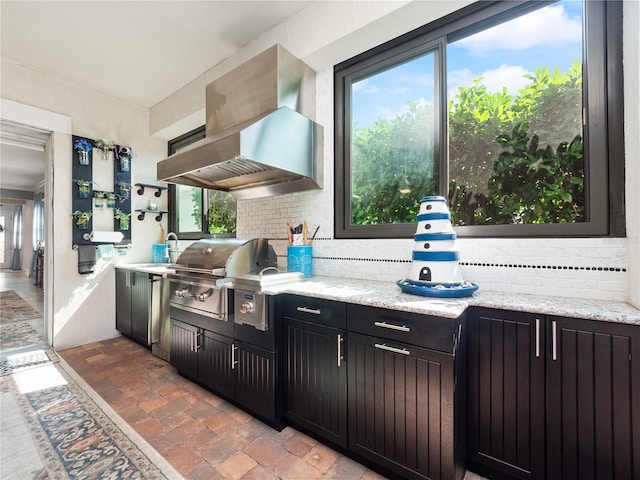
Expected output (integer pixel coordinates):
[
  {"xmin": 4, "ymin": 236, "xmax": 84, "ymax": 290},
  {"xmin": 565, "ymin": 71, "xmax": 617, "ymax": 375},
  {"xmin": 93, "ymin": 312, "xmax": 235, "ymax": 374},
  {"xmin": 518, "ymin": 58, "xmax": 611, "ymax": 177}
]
[{"xmin": 239, "ymin": 202, "xmax": 629, "ymax": 302}]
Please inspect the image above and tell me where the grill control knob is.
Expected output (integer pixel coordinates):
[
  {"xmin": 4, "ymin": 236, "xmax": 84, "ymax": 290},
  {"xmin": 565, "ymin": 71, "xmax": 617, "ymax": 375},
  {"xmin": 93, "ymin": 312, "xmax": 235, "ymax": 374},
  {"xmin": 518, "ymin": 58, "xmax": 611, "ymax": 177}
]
[
  {"xmin": 175, "ymin": 288, "xmax": 188, "ymax": 298},
  {"xmin": 240, "ymin": 302, "xmax": 254, "ymax": 314}
]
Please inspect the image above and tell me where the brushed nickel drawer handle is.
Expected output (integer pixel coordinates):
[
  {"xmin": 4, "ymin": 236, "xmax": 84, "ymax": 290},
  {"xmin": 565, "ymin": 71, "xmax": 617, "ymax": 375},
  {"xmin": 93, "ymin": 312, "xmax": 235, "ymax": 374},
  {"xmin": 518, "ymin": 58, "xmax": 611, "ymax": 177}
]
[
  {"xmin": 375, "ymin": 343, "xmax": 410, "ymax": 356},
  {"xmin": 231, "ymin": 343, "xmax": 239, "ymax": 369},
  {"xmin": 535, "ymin": 318, "xmax": 540, "ymax": 358},
  {"xmin": 337, "ymin": 334, "xmax": 343, "ymax": 367},
  {"xmin": 296, "ymin": 306, "xmax": 321, "ymax": 315},
  {"xmin": 552, "ymin": 320, "xmax": 557, "ymax": 361},
  {"xmin": 374, "ymin": 321, "xmax": 410, "ymax": 332}
]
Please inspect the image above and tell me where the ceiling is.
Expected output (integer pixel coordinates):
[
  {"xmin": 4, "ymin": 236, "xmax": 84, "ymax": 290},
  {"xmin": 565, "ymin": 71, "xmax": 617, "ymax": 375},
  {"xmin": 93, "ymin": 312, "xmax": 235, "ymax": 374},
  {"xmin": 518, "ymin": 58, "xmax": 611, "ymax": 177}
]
[
  {"xmin": 0, "ymin": 1, "xmax": 313, "ymax": 193},
  {"xmin": 1, "ymin": 1, "xmax": 313, "ymax": 109}
]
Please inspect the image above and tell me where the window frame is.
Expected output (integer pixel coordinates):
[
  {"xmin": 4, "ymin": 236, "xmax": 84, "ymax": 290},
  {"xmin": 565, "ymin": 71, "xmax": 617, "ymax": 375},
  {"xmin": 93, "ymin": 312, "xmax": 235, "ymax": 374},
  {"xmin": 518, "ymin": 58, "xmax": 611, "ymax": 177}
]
[{"xmin": 334, "ymin": 0, "xmax": 624, "ymax": 239}]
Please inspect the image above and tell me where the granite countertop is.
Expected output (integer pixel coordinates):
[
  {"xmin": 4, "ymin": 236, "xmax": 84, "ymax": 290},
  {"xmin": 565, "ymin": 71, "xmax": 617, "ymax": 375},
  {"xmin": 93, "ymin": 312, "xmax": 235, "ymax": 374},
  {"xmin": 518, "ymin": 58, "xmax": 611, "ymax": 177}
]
[
  {"xmin": 264, "ymin": 276, "xmax": 640, "ymax": 326},
  {"xmin": 116, "ymin": 264, "xmax": 640, "ymax": 326}
]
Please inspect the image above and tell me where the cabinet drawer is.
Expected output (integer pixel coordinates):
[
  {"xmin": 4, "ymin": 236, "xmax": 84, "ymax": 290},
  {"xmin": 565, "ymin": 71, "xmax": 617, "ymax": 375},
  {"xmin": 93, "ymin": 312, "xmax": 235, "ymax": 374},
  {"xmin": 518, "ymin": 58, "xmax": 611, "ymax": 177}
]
[
  {"xmin": 347, "ymin": 304, "xmax": 458, "ymax": 353},
  {"xmin": 282, "ymin": 295, "xmax": 346, "ymax": 329}
]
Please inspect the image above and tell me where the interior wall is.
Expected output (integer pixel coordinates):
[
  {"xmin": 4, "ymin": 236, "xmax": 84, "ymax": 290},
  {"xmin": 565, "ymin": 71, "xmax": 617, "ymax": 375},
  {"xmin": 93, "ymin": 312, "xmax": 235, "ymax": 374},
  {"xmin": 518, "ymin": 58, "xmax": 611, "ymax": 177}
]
[{"xmin": 1, "ymin": 61, "xmax": 167, "ymax": 349}]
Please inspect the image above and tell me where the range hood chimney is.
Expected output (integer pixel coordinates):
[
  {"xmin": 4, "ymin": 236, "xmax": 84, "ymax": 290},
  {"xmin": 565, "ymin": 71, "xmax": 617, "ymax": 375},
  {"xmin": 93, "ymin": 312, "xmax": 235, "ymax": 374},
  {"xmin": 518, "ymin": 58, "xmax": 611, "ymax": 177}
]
[{"xmin": 157, "ymin": 44, "xmax": 323, "ymax": 199}]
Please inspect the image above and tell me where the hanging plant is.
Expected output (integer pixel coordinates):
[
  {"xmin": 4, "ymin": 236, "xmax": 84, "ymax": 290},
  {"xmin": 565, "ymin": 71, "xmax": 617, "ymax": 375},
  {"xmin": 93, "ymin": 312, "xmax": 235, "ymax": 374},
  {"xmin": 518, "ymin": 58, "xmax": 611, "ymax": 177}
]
[
  {"xmin": 71, "ymin": 210, "xmax": 92, "ymax": 229},
  {"xmin": 73, "ymin": 138, "xmax": 93, "ymax": 165},
  {"xmin": 72, "ymin": 178, "xmax": 92, "ymax": 198},
  {"xmin": 114, "ymin": 145, "xmax": 137, "ymax": 172},
  {"xmin": 72, "ymin": 179, "xmax": 101, "ymax": 198},
  {"xmin": 94, "ymin": 138, "xmax": 114, "ymax": 161},
  {"xmin": 114, "ymin": 208, "xmax": 132, "ymax": 230},
  {"xmin": 117, "ymin": 182, "xmax": 130, "ymax": 201}
]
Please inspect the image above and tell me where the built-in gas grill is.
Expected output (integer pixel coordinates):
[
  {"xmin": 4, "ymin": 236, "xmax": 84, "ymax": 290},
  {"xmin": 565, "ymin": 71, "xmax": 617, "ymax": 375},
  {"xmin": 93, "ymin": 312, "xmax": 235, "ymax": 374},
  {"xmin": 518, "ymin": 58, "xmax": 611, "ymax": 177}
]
[
  {"xmin": 167, "ymin": 238, "xmax": 303, "ymax": 331},
  {"xmin": 167, "ymin": 238, "xmax": 277, "ymax": 321}
]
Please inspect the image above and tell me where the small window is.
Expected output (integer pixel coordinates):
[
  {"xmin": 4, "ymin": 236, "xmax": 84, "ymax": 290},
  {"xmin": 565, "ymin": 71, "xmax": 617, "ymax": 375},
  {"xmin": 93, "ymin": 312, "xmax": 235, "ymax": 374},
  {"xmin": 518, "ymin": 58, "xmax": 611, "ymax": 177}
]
[{"xmin": 167, "ymin": 127, "xmax": 237, "ymax": 238}]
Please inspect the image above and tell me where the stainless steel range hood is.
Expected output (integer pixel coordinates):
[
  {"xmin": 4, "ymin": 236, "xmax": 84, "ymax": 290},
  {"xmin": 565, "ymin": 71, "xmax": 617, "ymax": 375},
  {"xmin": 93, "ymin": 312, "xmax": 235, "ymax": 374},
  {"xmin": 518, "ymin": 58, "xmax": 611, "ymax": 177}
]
[{"xmin": 157, "ymin": 45, "xmax": 323, "ymax": 199}]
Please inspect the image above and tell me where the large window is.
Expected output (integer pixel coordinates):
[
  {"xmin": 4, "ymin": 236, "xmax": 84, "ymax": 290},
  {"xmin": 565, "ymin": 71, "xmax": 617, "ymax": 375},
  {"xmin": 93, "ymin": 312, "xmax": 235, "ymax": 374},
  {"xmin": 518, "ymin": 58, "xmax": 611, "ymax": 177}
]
[
  {"xmin": 168, "ymin": 127, "xmax": 237, "ymax": 239},
  {"xmin": 335, "ymin": 0, "xmax": 624, "ymax": 238}
]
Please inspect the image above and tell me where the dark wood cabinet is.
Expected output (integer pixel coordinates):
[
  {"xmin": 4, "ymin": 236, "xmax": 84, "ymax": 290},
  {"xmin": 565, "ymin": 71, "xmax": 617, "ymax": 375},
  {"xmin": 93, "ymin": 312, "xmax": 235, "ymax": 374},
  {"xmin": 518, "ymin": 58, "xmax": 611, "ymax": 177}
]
[
  {"xmin": 282, "ymin": 295, "xmax": 348, "ymax": 448},
  {"xmin": 170, "ymin": 302, "xmax": 281, "ymax": 427},
  {"xmin": 545, "ymin": 315, "xmax": 639, "ymax": 480},
  {"xmin": 115, "ymin": 269, "xmax": 132, "ymax": 336},
  {"xmin": 115, "ymin": 268, "xmax": 152, "ymax": 346},
  {"xmin": 130, "ymin": 272, "xmax": 151, "ymax": 345},
  {"xmin": 348, "ymin": 331, "xmax": 456, "ymax": 480},
  {"xmin": 198, "ymin": 328, "xmax": 234, "ymax": 398},
  {"xmin": 234, "ymin": 341, "xmax": 277, "ymax": 423},
  {"xmin": 467, "ymin": 308, "xmax": 640, "ymax": 480},
  {"xmin": 169, "ymin": 318, "xmax": 198, "ymax": 380},
  {"xmin": 347, "ymin": 304, "xmax": 465, "ymax": 480},
  {"xmin": 467, "ymin": 308, "xmax": 545, "ymax": 480}
]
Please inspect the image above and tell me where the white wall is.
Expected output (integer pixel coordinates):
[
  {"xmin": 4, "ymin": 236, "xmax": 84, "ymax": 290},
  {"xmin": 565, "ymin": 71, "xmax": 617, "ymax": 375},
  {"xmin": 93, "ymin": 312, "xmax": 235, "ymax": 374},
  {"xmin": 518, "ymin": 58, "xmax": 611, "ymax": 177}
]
[
  {"xmin": 153, "ymin": 0, "xmax": 639, "ymax": 307},
  {"xmin": 1, "ymin": 61, "xmax": 168, "ymax": 349}
]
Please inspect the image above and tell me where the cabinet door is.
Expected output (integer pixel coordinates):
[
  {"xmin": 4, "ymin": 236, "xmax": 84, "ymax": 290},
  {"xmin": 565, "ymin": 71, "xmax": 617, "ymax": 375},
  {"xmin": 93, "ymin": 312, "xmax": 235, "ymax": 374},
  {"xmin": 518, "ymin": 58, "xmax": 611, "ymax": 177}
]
[
  {"xmin": 466, "ymin": 308, "xmax": 546, "ymax": 480},
  {"xmin": 546, "ymin": 316, "xmax": 639, "ymax": 480},
  {"xmin": 115, "ymin": 269, "xmax": 132, "ymax": 335},
  {"xmin": 198, "ymin": 329, "xmax": 234, "ymax": 399},
  {"xmin": 234, "ymin": 341, "xmax": 277, "ymax": 423},
  {"xmin": 130, "ymin": 272, "xmax": 150, "ymax": 346},
  {"xmin": 170, "ymin": 319, "xmax": 198, "ymax": 380},
  {"xmin": 348, "ymin": 332, "xmax": 454, "ymax": 480},
  {"xmin": 284, "ymin": 318, "xmax": 347, "ymax": 448}
]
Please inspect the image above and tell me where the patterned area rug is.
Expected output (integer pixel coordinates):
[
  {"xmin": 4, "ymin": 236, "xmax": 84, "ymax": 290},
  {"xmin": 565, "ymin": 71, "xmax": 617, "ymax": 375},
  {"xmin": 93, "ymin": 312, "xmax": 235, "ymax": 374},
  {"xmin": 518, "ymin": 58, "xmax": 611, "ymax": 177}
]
[
  {"xmin": 1, "ymin": 358, "xmax": 177, "ymax": 480},
  {"xmin": 0, "ymin": 349, "xmax": 58, "ymax": 377},
  {"xmin": 0, "ymin": 322, "xmax": 45, "ymax": 349},
  {"xmin": 0, "ymin": 290, "xmax": 42, "ymax": 323}
]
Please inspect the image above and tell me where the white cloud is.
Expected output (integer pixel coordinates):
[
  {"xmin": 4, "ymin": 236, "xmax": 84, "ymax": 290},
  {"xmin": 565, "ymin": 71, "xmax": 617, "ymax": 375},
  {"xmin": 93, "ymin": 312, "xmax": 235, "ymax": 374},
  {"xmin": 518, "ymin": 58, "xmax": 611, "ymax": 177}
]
[
  {"xmin": 353, "ymin": 78, "xmax": 379, "ymax": 94},
  {"xmin": 398, "ymin": 74, "xmax": 434, "ymax": 88},
  {"xmin": 481, "ymin": 64, "xmax": 530, "ymax": 93},
  {"xmin": 448, "ymin": 65, "xmax": 531, "ymax": 98},
  {"xmin": 456, "ymin": 4, "xmax": 581, "ymax": 55}
]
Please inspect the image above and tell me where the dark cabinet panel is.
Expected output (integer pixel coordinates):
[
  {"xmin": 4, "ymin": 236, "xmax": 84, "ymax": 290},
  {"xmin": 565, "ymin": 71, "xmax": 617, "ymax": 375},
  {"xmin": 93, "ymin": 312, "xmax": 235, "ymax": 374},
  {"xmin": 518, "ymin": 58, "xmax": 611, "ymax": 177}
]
[
  {"xmin": 115, "ymin": 269, "xmax": 152, "ymax": 347},
  {"xmin": 198, "ymin": 329, "xmax": 234, "ymax": 399},
  {"xmin": 546, "ymin": 316, "xmax": 639, "ymax": 480},
  {"xmin": 170, "ymin": 302, "xmax": 281, "ymax": 428},
  {"xmin": 170, "ymin": 319, "xmax": 198, "ymax": 380},
  {"xmin": 467, "ymin": 308, "xmax": 639, "ymax": 480},
  {"xmin": 234, "ymin": 342, "xmax": 277, "ymax": 423},
  {"xmin": 467, "ymin": 308, "xmax": 545, "ymax": 480},
  {"xmin": 131, "ymin": 272, "xmax": 151, "ymax": 345},
  {"xmin": 284, "ymin": 317, "xmax": 347, "ymax": 448},
  {"xmin": 115, "ymin": 269, "xmax": 132, "ymax": 335},
  {"xmin": 348, "ymin": 331, "xmax": 455, "ymax": 480}
]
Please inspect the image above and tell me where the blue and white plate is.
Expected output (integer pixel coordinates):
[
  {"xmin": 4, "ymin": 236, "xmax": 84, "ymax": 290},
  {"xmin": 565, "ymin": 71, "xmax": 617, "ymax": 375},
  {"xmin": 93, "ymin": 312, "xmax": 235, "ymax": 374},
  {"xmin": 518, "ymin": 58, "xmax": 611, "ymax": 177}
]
[{"xmin": 396, "ymin": 278, "xmax": 479, "ymax": 298}]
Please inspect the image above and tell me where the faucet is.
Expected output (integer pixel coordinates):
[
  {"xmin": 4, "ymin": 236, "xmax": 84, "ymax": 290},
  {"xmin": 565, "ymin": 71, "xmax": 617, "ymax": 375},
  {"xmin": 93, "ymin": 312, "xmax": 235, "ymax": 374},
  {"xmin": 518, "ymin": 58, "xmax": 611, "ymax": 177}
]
[{"xmin": 165, "ymin": 232, "xmax": 179, "ymax": 263}]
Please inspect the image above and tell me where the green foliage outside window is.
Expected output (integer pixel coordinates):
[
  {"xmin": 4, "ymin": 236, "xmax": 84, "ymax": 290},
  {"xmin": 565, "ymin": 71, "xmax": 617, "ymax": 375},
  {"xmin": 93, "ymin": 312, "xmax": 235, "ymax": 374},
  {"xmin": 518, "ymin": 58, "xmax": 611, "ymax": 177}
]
[
  {"xmin": 448, "ymin": 62, "xmax": 583, "ymax": 225},
  {"xmin": 351, "ymin": 102, "xmax": 438, "ymax": 225},
  {"xmin": 190, "ymin": 189, "xmax": 237, "ymax": 234},
  {"xmin": 350, "ymin": 62, "xmax": 584, "ymax": 227}
]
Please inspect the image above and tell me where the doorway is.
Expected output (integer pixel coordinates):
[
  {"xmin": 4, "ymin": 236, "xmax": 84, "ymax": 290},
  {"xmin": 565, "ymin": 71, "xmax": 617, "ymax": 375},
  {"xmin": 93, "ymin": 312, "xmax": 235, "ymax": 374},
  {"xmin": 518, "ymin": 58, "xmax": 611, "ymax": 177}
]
[{"xmin": 0, "ymin": 120, "xmax": 48, "ymax": 350}]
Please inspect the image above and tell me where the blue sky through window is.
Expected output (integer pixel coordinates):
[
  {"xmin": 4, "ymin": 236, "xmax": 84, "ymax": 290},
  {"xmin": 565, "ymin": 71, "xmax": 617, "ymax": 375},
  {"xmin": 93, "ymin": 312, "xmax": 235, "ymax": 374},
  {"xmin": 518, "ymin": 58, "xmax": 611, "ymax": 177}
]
[{"xmin": 352, "ymin": 0, "xmax": 582, "ymax": 129}]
